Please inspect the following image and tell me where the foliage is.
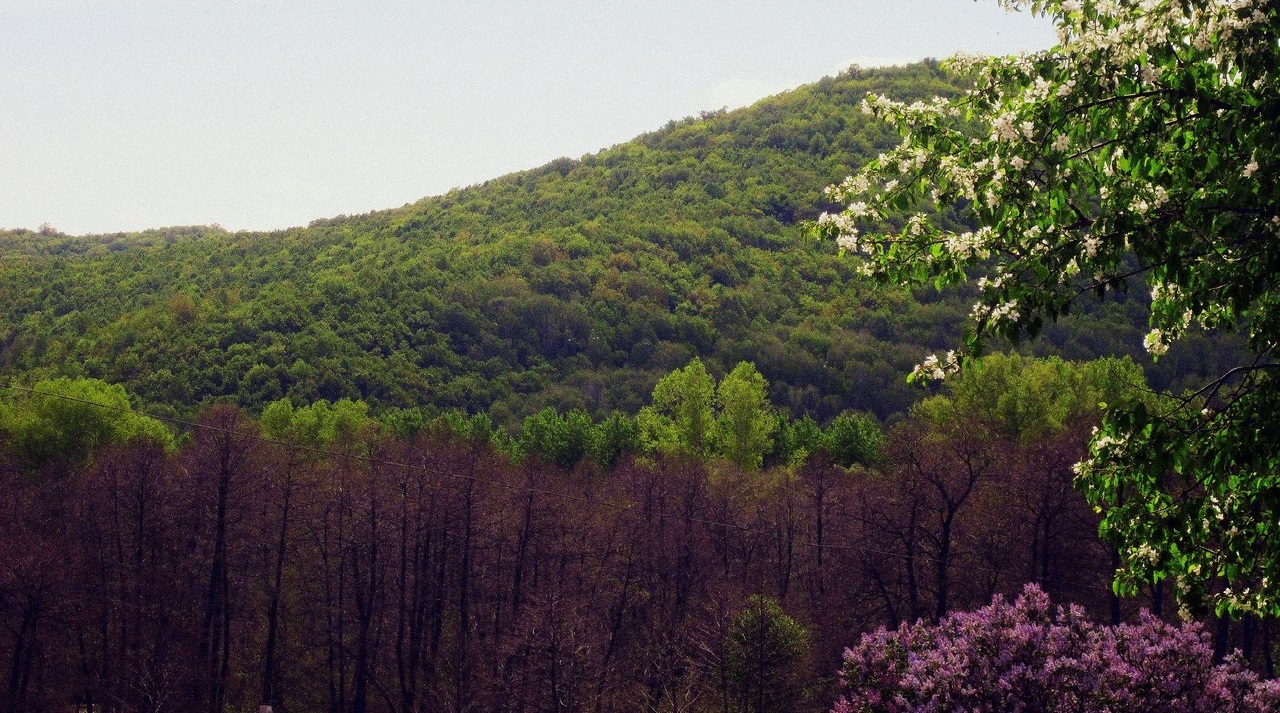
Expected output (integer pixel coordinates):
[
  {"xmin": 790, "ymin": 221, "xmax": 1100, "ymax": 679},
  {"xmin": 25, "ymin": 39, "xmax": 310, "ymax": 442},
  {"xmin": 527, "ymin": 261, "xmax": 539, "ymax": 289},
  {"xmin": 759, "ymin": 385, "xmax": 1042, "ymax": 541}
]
[
  {"xmin": 436, "ymin": 408, "xmax": 513, "ymax": 452},
  {"xmin": 0, "ymin": 63, "xmax": 1218, "ymax": 429},
  {"xmin": 378, "ymin": 405, "xmax": 429, "ymax": 441},
  {"xmin": 260, "ymin": 395, "xmax": 373, "ymax": 450},
  {"xmin": 508, "ymin": 360, "xmax": 882, "ymax": 471},
  {"xmin": 767, "ymin": 414, "xmax": 824, "ymax": 467},
  {"xmin": 716, "ymin": 362, "xmax": 776, "ymax": 469},
  {"xmin": 833, "ymin": 584, "xmax": 1280, "ymax": 713},
  {"xmin": 586, "ymin": 410, "xmax": 642, "ymax": 470},
  {"xmin": 518, "ymin": 406, "xmax": 596, "ymax": 470},
  {"xmin": 725, "ymin": 595, "xmax": 811, "ymax": 713},
  {"xmin": 815, "ymin": 1, "xmax": 1280, "ymax": 614},
  {"xmin": 637, "ymin": 358, "xmax": 861, "ymax": 470},
  {"xmin": 642, "ymin": 357, "xmax": 717, "ymax": 458},
  {"xmin": 0, "ymin": 377, "xmax": 173, "ymax": 468},
  {"xmin": 822, "ymin": 410, "xmax": 883, "ymax": 468},
  {"xmin": 916, "ymin": 352, "xmax": 1148, "ymax": 441}
]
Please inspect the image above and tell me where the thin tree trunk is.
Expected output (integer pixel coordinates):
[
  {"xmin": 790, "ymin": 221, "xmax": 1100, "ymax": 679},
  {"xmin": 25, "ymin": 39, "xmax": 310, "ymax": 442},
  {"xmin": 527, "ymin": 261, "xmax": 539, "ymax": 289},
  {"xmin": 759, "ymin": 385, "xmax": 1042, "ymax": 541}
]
[{"xmin": 260, "ymin": 463, "xmax": 294, "ymax": 711}]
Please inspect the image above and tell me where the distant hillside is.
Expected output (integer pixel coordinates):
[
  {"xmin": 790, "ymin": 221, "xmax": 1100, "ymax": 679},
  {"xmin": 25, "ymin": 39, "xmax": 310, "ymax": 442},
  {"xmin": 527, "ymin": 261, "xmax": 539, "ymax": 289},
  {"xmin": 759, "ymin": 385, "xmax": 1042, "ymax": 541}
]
[{"xmin": 0, "ymin": 62, "xmax": 1222, "ymax": 424}]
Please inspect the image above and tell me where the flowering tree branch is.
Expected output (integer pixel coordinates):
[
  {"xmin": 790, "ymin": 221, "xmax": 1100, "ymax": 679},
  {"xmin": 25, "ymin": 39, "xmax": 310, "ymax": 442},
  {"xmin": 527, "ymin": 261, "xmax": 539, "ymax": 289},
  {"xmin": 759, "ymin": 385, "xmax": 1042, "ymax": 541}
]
[{"xmin": 814, "ymin": 0, "xmax": 1280, "ymax": 615}]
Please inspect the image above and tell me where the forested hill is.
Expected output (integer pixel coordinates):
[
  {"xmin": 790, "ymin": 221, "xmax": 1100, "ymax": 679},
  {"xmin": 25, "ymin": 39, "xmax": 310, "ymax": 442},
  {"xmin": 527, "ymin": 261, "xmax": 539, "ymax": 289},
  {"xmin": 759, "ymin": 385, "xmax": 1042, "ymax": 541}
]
[{"xmin": 0, "ymin": 62, "xmax": 1203, "ymax": 423}]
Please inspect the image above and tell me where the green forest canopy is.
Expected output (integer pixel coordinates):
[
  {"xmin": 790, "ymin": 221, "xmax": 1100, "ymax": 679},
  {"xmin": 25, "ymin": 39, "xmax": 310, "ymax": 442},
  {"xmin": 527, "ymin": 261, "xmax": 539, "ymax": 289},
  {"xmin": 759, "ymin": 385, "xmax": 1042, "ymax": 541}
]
[{"xmin": 0, "ymin": 63, "xmax": 1237, "ymax": 429}]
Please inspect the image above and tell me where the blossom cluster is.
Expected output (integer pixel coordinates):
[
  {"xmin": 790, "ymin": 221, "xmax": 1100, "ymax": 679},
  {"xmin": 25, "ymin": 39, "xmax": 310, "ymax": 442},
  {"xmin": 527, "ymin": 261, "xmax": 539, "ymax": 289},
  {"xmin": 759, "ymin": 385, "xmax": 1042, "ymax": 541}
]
[
  {"xmin": 909, "ymin": 351, "xmax": 959, "ymax": 381},
  {"xmin": 832, "ymin": 584, "xmax": 1280, "ymax": 713}
]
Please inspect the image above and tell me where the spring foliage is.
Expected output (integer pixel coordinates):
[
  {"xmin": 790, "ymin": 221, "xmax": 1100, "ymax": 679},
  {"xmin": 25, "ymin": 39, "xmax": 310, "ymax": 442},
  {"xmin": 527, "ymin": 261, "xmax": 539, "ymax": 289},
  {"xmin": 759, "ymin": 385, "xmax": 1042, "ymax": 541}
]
[
  {"xmin": 0, "ymin": 377, "xmax": 173, "ymax": 468},
  {"xmin": 816, "ymin": 1, "xmax": 1280, "ymax": 614},
  {"xmin": 726, "ymin": 596, "xmax": 810, "ymax": 713}
]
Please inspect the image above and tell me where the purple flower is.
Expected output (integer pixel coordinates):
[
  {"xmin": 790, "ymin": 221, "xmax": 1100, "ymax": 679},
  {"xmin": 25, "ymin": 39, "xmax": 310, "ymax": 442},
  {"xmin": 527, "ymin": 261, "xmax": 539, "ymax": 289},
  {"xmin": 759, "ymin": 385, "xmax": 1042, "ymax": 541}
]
[{"xmin": 833, "ymin": 584, "xmax": 1279, "ymax": 713}]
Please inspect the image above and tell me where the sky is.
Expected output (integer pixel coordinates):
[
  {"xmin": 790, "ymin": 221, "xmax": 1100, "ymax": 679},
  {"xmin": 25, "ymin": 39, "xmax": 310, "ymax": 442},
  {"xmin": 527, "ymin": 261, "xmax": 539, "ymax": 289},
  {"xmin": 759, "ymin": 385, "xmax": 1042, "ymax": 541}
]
[{"xmin": 0, "ymin": 1, "xmax": 1058, "ymax": 235}]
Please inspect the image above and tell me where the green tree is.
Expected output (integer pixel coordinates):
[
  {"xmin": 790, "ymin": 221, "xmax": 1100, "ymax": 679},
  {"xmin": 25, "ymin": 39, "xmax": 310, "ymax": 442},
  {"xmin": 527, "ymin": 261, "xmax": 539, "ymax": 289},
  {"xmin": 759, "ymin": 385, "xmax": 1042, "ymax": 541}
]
[
  {"xmin": 918, "ymin": 354, "xmax": 1147, "ymax": 442},
  {"xmin": 587, "ymin": 411, "xmax": 641, "ymax": 470},
  {"xmin": 644, "ymin": 357, "xmax": 716, "ymax": 458},
  {"xmin": 822, "ymin": 410, "xmax": 883, "ymax": 468},
  {"xmin": 724, "ymin": 595, "xmax": 810, "ymax": 713},
  {"xmin": 518, "ymin": 407, "xmax": 594, "ymax": 470},
  {"xmin": 379, "ymin": 406, "xmax": 428, "ymax": 441},
  {"xmin": 715, "ymin": 362, "xmax": 775, "ymax": 469},
  {"xmin": 768, "ymin": 414, "xmax": 823, "ymax": 467},
  {"xmin": 261, "ymin": 396, "xmax": 373, "ymax": 451},
  {"xmin": 815, "ymin": 2, "xmax": 1280, "ymax": 613},
  {"xmin": 0, "ymin": 377, "xmax": 174, "ymax": 469}
]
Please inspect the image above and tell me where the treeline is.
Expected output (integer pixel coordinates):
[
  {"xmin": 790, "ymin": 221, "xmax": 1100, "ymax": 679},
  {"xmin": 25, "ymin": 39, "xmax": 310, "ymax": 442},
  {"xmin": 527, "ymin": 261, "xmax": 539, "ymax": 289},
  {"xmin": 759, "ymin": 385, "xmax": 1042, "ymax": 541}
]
[
  {"xmin": 0, "ymin": 63, "xmax": 1234, "ymax": 429},
  {"xmin": 374, "ymin": 359, "xmax": 882, "ymax": 475},
  {"xmin": 3, "ymin": 354, "xmax": 1270, "ymax": 713}
]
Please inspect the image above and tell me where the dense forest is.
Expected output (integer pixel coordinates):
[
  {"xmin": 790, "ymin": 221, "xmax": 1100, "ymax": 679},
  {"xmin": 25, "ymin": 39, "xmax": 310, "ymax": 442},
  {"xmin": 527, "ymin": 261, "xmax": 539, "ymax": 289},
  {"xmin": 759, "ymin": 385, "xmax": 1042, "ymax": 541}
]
[
  {"xmin": 9, "ymin": 355, "xmax": 1268, "ymax": 713},
  {"xmin": 0, "ymin": 63, "xmax": 1234, "ymax": 428}
]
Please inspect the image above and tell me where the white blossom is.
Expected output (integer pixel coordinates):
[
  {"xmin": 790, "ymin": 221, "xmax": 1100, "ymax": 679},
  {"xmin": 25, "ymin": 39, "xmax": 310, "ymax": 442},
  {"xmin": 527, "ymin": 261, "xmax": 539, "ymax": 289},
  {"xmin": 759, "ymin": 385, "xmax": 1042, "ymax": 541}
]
[
  {"xmin": 845, "ymin": 201, "xmax": 872, "ymax": 219},
  {"xmin": 990, "ymin": 112, "xmax": 1021, "ymax": 142},
  {"xmin": 1143, "ymin": 328, "xmax": 1170, "ymax": 356},
  {"xmin": 1151, "ymin": 185, "xmax": 1168, "ymax": 208},
  {"xmin": 990, "ymin": 300, "xmax": 1020, "ymax": 323},
  {"xmin": 976, "ymin": 274, "xmax": 1005, "ymax": 292},
  {"xmin": 910, "ymin": 350, "xmax": 960, "ymax": 381},
  {"xmin": 1131, "ymin": 543, "xmax": 1160, "ymax": 566},
  {"xmin": 835, "ymin": 232, "xmax": 861, "ymax": 253}
]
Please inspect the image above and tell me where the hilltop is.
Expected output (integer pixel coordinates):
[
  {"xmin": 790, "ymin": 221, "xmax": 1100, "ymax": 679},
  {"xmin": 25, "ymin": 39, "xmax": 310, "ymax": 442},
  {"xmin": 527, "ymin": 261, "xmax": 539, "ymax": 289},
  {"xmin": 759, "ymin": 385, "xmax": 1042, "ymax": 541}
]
[{"xmin": 0, "ymin": 62, "xmax": 1214, "ymax": 424}]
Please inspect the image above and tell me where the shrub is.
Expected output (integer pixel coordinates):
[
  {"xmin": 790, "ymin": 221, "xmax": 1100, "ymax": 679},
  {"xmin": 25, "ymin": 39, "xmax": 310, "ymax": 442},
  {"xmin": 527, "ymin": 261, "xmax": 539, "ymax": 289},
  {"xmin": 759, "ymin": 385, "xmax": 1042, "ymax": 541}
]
[{"xmin": 833, "ymin": 584, "xmax": 1280, "ymax": 712}]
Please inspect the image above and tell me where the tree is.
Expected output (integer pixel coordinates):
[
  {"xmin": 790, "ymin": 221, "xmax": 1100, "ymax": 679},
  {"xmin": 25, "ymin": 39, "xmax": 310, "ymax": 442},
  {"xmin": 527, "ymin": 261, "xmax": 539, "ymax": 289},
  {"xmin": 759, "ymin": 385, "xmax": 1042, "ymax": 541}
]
[
  {"xmin": 716, "ymin": 362, "xmax": 775, "ymax": 469},
  {"xmin": 185, "ymin": 404, "xmax": 264, "ymax": 713},
  {"xmin": 725, "ymin": 595, "xmax": 810, "ymax": 713},
  {"xmin": 261, "ymin": 396, "xmax": 372, "ymax": 451},
  {"xmin": 642, "ymin": 358, "xmax": 717, "ymax": 458},
  {"xmin": 0, "ymin": 378, "xmax": 173, "ymax": 470},
  {"xmin": 886, "ymin": 415, "xmax": 995, "ymax": 622},
  {"xmin": 833, "ymin": 584, "xmax": 1280, "ymax": 713},
  {"xmin": 518, "ymin": 407, "xmax": 594, "ymax": 470},
  {"xmin": 815, "ymin": 1, "xmax": 1280, "ymax": 614},
  {"xmin": 822, "ymin": 411, "xmax": 883, "ymax": 468},
  {"xmin": 917, "ymin": 354, "xmax": 1143, "ymax": 612},
  {"xmin": 257, "ymin": 396, "xmax": 376, "ymax": 713},
  {"xmin": 587, "ymin": 410, "xmax": 641, "ymax": 470}
]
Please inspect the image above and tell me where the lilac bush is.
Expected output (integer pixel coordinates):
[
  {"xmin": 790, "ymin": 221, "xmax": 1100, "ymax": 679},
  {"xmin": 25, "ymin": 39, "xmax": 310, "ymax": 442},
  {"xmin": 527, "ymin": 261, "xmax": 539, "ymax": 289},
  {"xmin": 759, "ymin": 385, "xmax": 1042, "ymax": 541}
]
[{"xmin": 833, "ymin": 584, "xmax": 1280, "ymax": 712}]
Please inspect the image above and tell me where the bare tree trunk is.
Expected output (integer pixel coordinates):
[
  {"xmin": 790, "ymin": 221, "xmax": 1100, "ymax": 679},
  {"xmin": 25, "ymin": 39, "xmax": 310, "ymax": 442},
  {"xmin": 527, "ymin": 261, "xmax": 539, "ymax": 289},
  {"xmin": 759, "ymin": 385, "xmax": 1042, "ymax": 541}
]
[
  {"xmin": 200, "ymin": 425, "xmax": 235, "ymax": 713},
  {"xmin": 260, "ymin": 460, "xmax": 295, "ymax": 712},
  {"xmin": 5, "ymin": 596, "xmax": 41, "ymax": 713}
]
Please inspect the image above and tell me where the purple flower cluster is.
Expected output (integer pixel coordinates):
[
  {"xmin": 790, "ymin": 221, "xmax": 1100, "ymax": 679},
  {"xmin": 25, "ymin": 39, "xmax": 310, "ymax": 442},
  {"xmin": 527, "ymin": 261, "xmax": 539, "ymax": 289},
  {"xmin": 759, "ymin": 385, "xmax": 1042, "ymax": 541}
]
[{"xmin": 833, "ymin": 584, "xmax": 1280, "ymax": 712}]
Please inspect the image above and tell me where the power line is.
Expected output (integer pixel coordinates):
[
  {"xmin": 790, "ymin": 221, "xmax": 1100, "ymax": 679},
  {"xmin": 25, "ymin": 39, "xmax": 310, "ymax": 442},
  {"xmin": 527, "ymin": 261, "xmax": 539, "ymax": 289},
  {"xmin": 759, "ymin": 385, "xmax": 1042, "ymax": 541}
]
[{"xmin": 0, "ymin": 383, "xmax": 1116, "ymax": 595}]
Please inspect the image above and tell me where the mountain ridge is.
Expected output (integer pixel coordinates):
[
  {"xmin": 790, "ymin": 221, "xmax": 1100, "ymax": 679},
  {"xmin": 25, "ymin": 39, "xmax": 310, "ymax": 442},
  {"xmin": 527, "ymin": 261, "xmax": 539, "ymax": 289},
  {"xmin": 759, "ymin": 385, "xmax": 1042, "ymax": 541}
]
[{"xmin": 0, "ymin": 62, "xmax": 1209, "ymax": 424}]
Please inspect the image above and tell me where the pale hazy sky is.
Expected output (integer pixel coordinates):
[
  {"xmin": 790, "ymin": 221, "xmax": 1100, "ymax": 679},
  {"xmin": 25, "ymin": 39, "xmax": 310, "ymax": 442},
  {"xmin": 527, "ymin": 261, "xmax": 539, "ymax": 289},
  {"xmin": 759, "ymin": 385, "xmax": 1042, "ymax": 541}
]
[{"xmin": 1, "ymin": 1, "xmax": 1057, "ymax": 235}]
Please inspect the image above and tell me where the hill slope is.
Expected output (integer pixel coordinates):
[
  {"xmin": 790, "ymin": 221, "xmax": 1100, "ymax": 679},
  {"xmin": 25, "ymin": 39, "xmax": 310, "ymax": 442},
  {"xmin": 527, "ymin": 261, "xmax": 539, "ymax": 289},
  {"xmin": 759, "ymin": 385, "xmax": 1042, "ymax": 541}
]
[{"xmin": 0, "ymin": 63, "xmax": 1197, "ymax": 423}]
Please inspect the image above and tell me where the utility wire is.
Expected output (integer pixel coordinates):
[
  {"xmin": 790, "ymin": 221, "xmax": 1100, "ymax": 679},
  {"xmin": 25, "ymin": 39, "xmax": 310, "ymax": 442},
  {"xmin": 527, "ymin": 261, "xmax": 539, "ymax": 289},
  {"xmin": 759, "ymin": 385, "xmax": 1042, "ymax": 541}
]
[{"xmin": 0, "ymin": 384, "xmax": 1117, "ymax": 595}]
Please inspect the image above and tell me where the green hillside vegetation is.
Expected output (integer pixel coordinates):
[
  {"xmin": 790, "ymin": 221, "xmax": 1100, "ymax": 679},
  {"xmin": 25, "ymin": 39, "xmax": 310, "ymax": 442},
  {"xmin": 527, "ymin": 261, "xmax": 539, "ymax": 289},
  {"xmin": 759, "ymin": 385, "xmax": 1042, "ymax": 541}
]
[{"xmin": 0, "ymin": 63, "xmax": 1228, "ymax": 425}]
